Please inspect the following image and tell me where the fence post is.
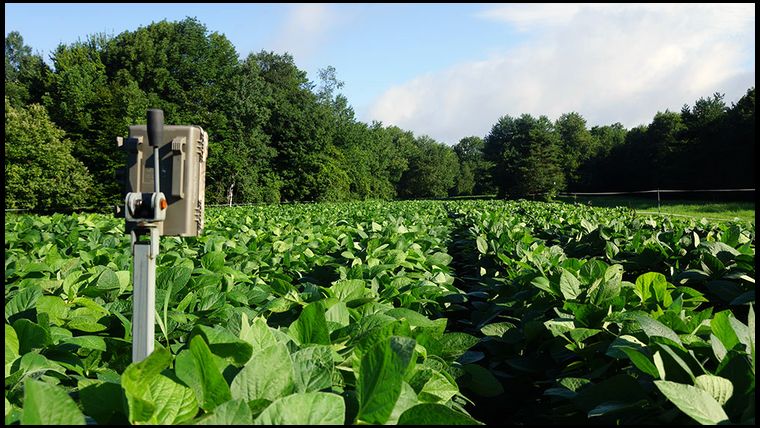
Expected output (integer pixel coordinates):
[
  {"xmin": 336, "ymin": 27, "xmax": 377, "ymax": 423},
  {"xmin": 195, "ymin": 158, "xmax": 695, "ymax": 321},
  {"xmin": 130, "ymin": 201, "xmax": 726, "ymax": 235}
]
[{"xmin": 657, "ymin": 188, "xmax": 661, "ymax": 213}]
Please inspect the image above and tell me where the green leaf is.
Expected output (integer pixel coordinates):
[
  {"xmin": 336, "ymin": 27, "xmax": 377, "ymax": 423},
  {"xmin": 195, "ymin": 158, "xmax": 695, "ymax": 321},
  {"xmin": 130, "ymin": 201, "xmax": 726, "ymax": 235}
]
[
  {"xmin": 437, "ymin": 332, "xmax": 480, "ymax": 361},
  {"xmin": 18, "ymin": 351, "xmax": 66, "ymax": 375},
  {"xmin": 428, "ymin": 251, "xmax": 453, "ymax": 267},
  {"xmin": 191, "ymin": 325, "xmax": 253, "ymax": 366},
  {"xmin": 157, "ymin": 266, "xmax": 192, "ymax": 295},
  {"xmin": 5, "ymin": 285, "xmax": 43, "ymax": 321},
  {"xmin": 144, "ymin": 371, "xmax": 198, "ymax": 424},
  {"xmin": 559, "ymin": 269, "xmax": 581, "ymax": 300},
  {"xmin": 544, "ymin": 318, "xmax": 575, "ymax": 337},
  {"xmin": 387, "ymin": 382, "xmax": 420, "ymax": 425},
  {"xmin": 711, "ymin": 311, "xmax": 741, "ymax": 352},
  {"xmin": 694, "ymin": 374, "xmax": 733, "ymax": 406},
  {"xmin": 620, "ymin": 347, "xmax": 660, "ymax": 378},
  {"xmin": 398, "ymin": 403, "xmax": 483, "ymax": 425},
  {"xmin": 78, "ymin": 381, "xmax": 128, "ymax": 425},
  {"xmin": 480, "ymin": 322, "xmax": 516, "ymax": 338},
  {"xmin": 201, "ymin": 251, "xmax": 226, "ymax": 272},
  {"xmin": 288, "ymin": 301, "xmax": 330, "ymax": 346},
  {"xmin": 195, "ymin": 399, "xmax": 252, "ymax": 425},
  {"xmin": 239, "ymin": 315, "xmax": 277, "ymax": 354},
  {"xmin": 292, "ymin": 345, "xmax": 334, "ymax": 393},
  {"xmin": 654, "ymin": 380, "xmax": 729, "ymax": 425},
  {"xmin": 61, "ymin": 335, "xmax": 107, "ymax": 351},
  {"xmin": 605, "ymin": 335, "xmax": 646, "ymax": 359},
  {"xmin": 324, "ymin": 301, "xmax": 350, "ymax": 329},
  {"xmin": 230, "ymin": 342, "xmax": 295, "ymax": 402},
  {"xmin": 530, "ymin": 276, "xmax": 557, "ymax": 296},
  {"xmin": 20, "ymin": 378, "xmax": 85, "ymax": 425},
  {"xmin": 254, "ymin": 392, "xmax": 345, "ymax": 425},
  {"xmin": 727, "ymin": 316, "xmax": 752, "ymax": 353},
  {"xmin": 96, "ymin": 268, "xmax": 120, "ymax": 290},
  {"xmin": 592, "ymin": 264, "xmax": 622, "ymax": 304},
  {"xmin": 632, "ymin": 314, "xmax": 683, "ymax": 347},
  {"xmin": 476, "ymin": 236, "xmax": 488, "ymax": 254},
  {"xmin": 357, "ymin": 336, "xmax": 416, "ymax": 424},
  {"xmin": 121, "ymin": 346, "xmax": 172, "ymax": 423},
  {"xmin": 12, "ymin": 318, "xmax": 51, "ymax": 354},
  {"xmin": 461, "ymin": 364, "xmax": 504, "ymax": 397},
  {"xmin": 174, "ymin": 335, "xmax": 232, "ymax": 411},
  {"xmin": 710, "ymin": 333, "xmax": 728, "ymax": 362},
  {"xmin": 35, "ymin": 295, "xmax": 70, "ymax": 326},
  {"xmin": 418, "ymin": 370, "xmax": 459, "ymax": 402},
  {"xmin": 5, "ymin": 324, "xmax": 20, "ymax": 368},
  {"xmin": 634, "ymin": 272, "xmax": 668, "ymax": 304}
]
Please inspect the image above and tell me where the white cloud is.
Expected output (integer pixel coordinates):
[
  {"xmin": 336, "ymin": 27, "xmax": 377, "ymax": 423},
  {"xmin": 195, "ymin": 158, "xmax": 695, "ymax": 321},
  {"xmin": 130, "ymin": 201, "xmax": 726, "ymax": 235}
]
[
  {"xmin": 366, "ymin": 3, "xmax": 755, "ymax": 144},
  {"xmin": 270, "ymin": 4, "xmax": 338, "ymax": 62}
]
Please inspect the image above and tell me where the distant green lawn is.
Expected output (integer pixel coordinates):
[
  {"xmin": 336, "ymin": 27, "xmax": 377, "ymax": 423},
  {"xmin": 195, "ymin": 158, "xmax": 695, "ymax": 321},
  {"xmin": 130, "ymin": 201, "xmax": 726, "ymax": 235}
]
[{"xmin": 556, "ymin": 195, "xmax": 756, "ymax": 224}]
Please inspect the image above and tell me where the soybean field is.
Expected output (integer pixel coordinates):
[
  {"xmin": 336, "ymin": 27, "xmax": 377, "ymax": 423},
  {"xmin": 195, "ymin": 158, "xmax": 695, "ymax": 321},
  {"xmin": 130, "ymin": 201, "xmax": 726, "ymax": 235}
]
[{"xmin": 4, "ymin": 200, "xmax": 755, "ymax": 425}]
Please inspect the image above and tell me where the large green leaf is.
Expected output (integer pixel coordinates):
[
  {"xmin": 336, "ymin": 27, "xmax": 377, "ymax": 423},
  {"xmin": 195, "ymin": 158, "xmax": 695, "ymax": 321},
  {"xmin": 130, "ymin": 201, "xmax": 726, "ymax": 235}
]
[
  {"xmin": 654, "ymin": 380, "xmax": 729, "ymax": 425},
  {"xmin": 476, "ymin": 236, "xmax": 488, "ymax": 254},
  {"xmin": 201, "ymin": 251, "xmax": 226, "ymax": 272},
  {"xmin": 632, "ymin": 314, "xmax": 683, "ymax": 347},
  {"xmin": 559, "ymin": 269, "xmax": 581, "ymax": 300},
  {"xmin": 5, "ymin": 285, "xmax": 43, "ymax": 321},
  {"xmin": 357, "ymin": 336, "xmax": 416, "ymax": 424},
  {"xmin": 460, "ymin": 364, "xmax": 504, "ymax": 397},
  {"xmin": 436, "ymin": 332, "xmax": 480, "ymax": 361},
  {"xmin": 78, "ymin": 380, "xmax": 127, "ymax": 425},
  {"xmin": 195, "ymin": 399, "xmax": 253, "ymax": 425},
  {"xmin": 254, "ymin": 392, "xmax": 345, "ymax": 424},
  {"xmin": 230, "ymin": 342, "xmax": 295, "ymax": 402},
  {"xmin": 35, "ymin": 295, "xmax": 70, "ymax": 326},
  {"xmin": 620, "ymin": 347, "xmax": 660, "ymax": 378},
  {"xmin": 288, "ymin": 301, "xmax": 330, "ymax": 346},
  {"xmin": 121, "ymin": 346, "xmax": 198, "ymax": 424},
  {"xmin": 12, "ymin": 318, "xmax": 51, "ymax": 354},
  {"xmin": 398, "ymin": 403, "xmax": 482, "ymax": 425},
  {"xmin": 418, "ymin": 370, "xmax": 459, "ymax": 402},
  {"xmin": 387, "ymin": 382, "xmax": 420, "ymax": 425},
  {"xmin": 191, "ymin": 324, "xmax": 253, "ymax": 366},
  {"xmin": 174, "ymin": 335, "xmax": 232, "ymax": 411},
  {"xmin": 144, "ymin": 371, "xmax": 199, "ymax": 424},
  {"xmin": 5, "ymin": 324, "xmax": 20, "ymax": 371},
  {"xmin": 254, "ymin": 392, "xmax": 346, "ymax": 425},
  {"xmin": 292, "ymin": 345, "xmax": 334, "ymax": 393},
  {"xmin": 694, "ymin": 374, "xmax": 733, "ymax": 406},
  {"xmin": 20, "ymin": 379, "xmax": 85, "ymax": 425},
  {"xmin": 61, "ymin": 335, "xmax": 107, "ymax": 351},
  {"xmin": 330, "ymin": 279, "xmax": 367, "ymax": 302}
]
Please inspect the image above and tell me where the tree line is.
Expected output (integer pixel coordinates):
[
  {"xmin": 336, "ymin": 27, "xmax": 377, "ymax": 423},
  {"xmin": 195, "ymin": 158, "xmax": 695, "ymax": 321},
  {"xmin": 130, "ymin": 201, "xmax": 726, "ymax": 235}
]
[{"xmin": 4, "ymin": 18, "xmax": 755, "ymax": 211}]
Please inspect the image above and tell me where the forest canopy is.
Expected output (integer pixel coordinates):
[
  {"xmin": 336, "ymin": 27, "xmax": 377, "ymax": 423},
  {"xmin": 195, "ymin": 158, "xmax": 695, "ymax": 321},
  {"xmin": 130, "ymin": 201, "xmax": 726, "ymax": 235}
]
[{"xmin": 4, "ymin": 18, "xmax": 756, "ymax": 211}]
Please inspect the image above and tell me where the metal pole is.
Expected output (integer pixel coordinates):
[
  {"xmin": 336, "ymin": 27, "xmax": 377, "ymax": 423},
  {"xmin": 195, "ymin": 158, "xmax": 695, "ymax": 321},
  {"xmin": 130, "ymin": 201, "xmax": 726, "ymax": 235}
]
[
  {"xmin": 132, "ymin": 227, "xmax": 159, "ymax": 363},
  {"xmin": 131, "ymin": 226, "xmax": 159, "ymax": 362}
]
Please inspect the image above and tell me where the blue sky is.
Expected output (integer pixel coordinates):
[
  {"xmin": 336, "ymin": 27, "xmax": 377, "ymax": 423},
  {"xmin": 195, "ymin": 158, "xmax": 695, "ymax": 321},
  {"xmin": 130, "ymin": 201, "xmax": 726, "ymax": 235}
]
[{"xmin": 5, "ymin": 3, "xmax": 756, "ymax": 145}]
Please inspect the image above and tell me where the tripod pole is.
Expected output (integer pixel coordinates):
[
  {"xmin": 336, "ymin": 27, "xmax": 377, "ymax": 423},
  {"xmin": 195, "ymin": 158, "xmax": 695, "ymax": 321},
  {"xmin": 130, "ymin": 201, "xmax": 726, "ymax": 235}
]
[{"xmin": 131, "ymin": 225, "xmax": 159, "ymax": 362}]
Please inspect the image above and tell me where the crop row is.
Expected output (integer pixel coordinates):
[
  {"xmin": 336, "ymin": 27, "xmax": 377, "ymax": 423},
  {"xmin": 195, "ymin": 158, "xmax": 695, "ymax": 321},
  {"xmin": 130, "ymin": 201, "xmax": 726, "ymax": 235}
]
[{"xmin": 446, "ymin": 200, "xmax": 755, "ymax": 425}]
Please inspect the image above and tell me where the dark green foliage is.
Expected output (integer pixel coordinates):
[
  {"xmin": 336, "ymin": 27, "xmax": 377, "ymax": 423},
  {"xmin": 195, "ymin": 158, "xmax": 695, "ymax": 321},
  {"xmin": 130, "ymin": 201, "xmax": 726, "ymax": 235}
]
[
  {"xmin": 4, "ymin": 99, "xmax": 95, "ymax": 211},
  {"xmin": 581, "ymin": 89, "xmax": 754, "ymax": 192},
  {"xmin": 555, "ymin": 112, "xmax": 596, "ymax": 187},
  {"xmin": 484, "ymin": 114, "xmax": 565, "ymax": 199},
  {"xmin": 3, "ymin": 20, "xmax": 755, "ymax": 210},
  {"xmin": 4, "ymin": 31, "xmax": 50, "ymax": 108},
  {"xmin": 453, "ymin": 136, "xmax": 495, "ymax": 196},
  {"xmin": 397, "ymin": 136, "xmax": 460, "ymax": 199}
]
